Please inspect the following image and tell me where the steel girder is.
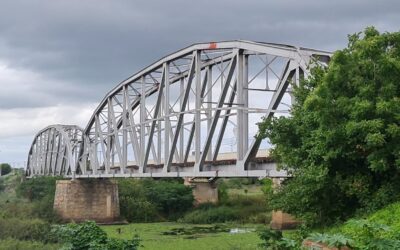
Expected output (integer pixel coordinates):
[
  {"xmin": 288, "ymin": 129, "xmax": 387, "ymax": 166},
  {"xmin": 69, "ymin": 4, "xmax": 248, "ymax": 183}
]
[
  {"xmin": 26, "ymin": 40, "xmax": 331, "ymax": 179},
  {"xmin": 26, "ymin": 125, "xmax": 83, "ymax": 177}
]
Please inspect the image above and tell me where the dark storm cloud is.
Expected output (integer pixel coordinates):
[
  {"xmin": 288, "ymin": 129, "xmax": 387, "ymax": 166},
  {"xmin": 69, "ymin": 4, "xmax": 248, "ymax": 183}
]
[{"xmin": 0, "ymin": 0, "xmax": 399, "ymax": 108}]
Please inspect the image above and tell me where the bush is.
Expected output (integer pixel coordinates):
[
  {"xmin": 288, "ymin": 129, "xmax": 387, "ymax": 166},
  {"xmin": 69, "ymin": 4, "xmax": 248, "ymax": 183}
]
[
  {"xmin": 32, "ymin": 194, "xmax": 60, "ymax": 222},
  {"xmin": 0, "ymin": 238, "xmax": 59, "ymax": 250},
  {"xmin": 181, "ymin": 186, "xmax": 271, "ymax": 224},
  {"xmin": 248, "ymin": 212, "xmax": 271, "ymax": 224},
  {"xmin": 0, "ymin": 179, "xmax": 4, "ymax": 192},
  {"xmin": 53, "ymin": 221, "xmax": 140, "ymax": 250},
  {"xmin": 0, "ymin": 202, "xmax": 35, "ymax": 219},
  {"xmin": 143, "ymin": 179, "xmax": 194, "ymax": 219},
  {"xmin": 180, "ymin": 206, "xmax": 238, "ymax": 224},
  {"xmin": 17, "ymin": 176, "xmax": 59, "ymax": 201},
  {"xmin": 118, "ymin": 178, "xmax": 193, "ymax": 222},
  {"xmin": 0, "ymin": 163, "xmax": 12, "ymax": 176},
  {"xmin": 258, "ymin": 227, "xmax": 301, "ymax": 250},
  {"xmin": 0, "ymin": 218, "xmax": 53, "ymax": 243}
]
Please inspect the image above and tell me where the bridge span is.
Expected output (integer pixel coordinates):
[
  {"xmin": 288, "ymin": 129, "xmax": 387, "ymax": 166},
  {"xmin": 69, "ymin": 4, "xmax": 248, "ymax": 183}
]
[{"xmin": 26, "ymin": 41, "xmax": 331, "ymax": 179}]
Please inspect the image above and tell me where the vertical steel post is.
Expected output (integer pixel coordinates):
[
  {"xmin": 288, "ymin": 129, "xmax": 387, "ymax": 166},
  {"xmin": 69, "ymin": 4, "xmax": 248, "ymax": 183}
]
[
  {"xmin": 206, "ymin": 66, "xmax": 213, "ymax": 161},
  {"xmin": 237, "ymin": 50, "xmax": 244, "ymax": 160},
  {"xmin": 194, "ymin": 50, "xmax": 201, "ymax": 168},
  {"xmin": 179, "ymin": 78, "xmax": 184, "ymax": 163},
  {"xmin": 243, "ymin": 55, "xmax": 249, "ymax": 158},
  {"xmin": 122, "ymin": 87, "xmax": 128, "ymax": 173},
  {"xmin": 140, "ymin": 76, "xmax": 146, "ymax": 172},
  {"xmin": 164, "ymin": 62, "xmax": 170, "ymax": 171}
]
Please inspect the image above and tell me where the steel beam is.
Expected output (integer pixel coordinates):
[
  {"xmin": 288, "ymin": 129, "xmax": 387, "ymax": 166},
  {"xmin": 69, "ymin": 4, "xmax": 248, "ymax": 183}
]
[{"xmin": 195, "ymin": 55, "xmax": 237, "ymax": 170}]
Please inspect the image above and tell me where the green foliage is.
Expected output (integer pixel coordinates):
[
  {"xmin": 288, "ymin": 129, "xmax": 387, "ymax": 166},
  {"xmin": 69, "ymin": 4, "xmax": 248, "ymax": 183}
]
[
  {"xmin": 217, "ymin": 181, "xmax": 229, "ymax": 204},
  {"xmin": 53, "ymin": 221, "xmax": 140, "ymax": 250},
  {"xmin": 17, "ymin": 176, "xmax": 59, "ymax": 201},
  {"xmin": 118, "ymin": 178, "xmax": 193, "ymax": 222},
  {"xmin": 0, "ymin": 179, "xmax": 4, "ymax": 192},
  {"xmin": 0, "ymin": 163, "xmax": 12, "ymax": 176},
  {"xmin": 0, "ymin": 238, "xmax": 59, "ymax": 250},
  {"xmin": 180, "ymin": 193, "xmax": 270, "ymax": 224},
  {"xmin": 102, "ymin": 222, "xmax": 263, "ymax": 250},
  {"xmin": 143, "ymin": 179, "xmax": 194, "ymax": 219},
  {"xmin": 257, "ymin": 227, "xmax": 301, "ymax": 250},
  {"xmin": 307, "ymin": 233, "xmax": 353, "ymax": 248},
  {"xmin": 339, "ymin": 219, "xmax": 400, "ymax": 249},
  {"xmin": 179, "ymin": 206, "xmax": 238, "ymax": 224},
  {"xmin": 15, "ymin": 176, "xmax": 61, "ymax": 222},
  {"xmin": 0, "ymin": 217, "xmax": 54, "ymax": 243},
  {"xmin": 260, "ymin": 178, "xmax": 273, "ymax": 197},
  {"xmin": 258, "ymin": 27, "xmax": 400, "ymax": 225},
  {"xmin": 118, "ymin": 179, "xmax": 160, "ymax": 222}
]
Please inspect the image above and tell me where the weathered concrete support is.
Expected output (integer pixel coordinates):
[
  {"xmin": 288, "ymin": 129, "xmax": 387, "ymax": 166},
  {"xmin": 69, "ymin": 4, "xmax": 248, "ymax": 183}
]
[
  {"xmin": 270, "ymin": 178, "xmax": 300, "ymax": 230},
  {"xmin": 184, "ymin": 178, "xmax": 218, "ymax": 204},
  {"xmin": 54, "ymin": 179, "xmax": 120, "ymax": 223}
]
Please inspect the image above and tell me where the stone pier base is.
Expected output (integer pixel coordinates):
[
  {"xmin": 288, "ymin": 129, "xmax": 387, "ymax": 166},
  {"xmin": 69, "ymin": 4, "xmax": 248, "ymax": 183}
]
[
  {"xmin": 270, "ymin": 210, "xmax": 299, "ymax": 230},
  {"xmin": 184, "ymin": 178, "xmax": 218, "ymax": 204},
  {"xmin": 54, "ymin": 179, "xmax": 120, "ymax": 223},
  {"xmin": 269, "ymin": 178, "xmax": 300, "ymax": 229}
]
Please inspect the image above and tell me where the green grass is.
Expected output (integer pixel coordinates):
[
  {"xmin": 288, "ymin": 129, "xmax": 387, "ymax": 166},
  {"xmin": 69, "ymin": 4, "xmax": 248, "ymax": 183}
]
[
  {"xmin": 228, "ymin": 186, "xmax": 264, "ymax": 196},
  {"xmin": 0, "ymin": 170, "xmax": 24, "ymax": 203},
  {"xmin": 329, "ymin": 201, "xmax": 400, "ymax": 239},
  {"xmin": 102, "ymin": 222, "xmax": 263, "ymax": 250}
]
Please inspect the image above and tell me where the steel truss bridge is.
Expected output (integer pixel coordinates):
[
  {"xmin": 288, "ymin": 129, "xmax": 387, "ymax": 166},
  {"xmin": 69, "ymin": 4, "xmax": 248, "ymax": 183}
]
[{"xmin": 26, "ymin": 41, "xmax": 331, "ymax": 179}]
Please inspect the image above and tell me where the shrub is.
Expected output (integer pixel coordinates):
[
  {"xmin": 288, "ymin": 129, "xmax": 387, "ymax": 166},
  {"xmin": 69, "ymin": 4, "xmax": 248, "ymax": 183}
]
[
  {"xmin": 248, "ymin": 212, "xmax": 271, "ymax": 224},
  {"xmin": 0, "ymin": 163, "xmax": 12, "ymax": 176},
  {"xmin": 118, "ymin": 178, "xmax": 193, "ymax": 222},
  {"xmin": 0, "ymin": 218, "xmax": 53, "ymax": 243},
  {"xmin": 143, "ymin": 179, "xmax": 194, "ymax": 219},
  {"xmin": 339, "ymin": 219, "xmax": 400, "ymax": 249},
  {"xmin": 52, "ymin": 221, "xmax": 140, "ymax": 250},
  {"xmin": 32, "ymin": 194, "xmax": 61, "ymax": 222},
  {"xmin": 0, "ymin": 238, "xmax": 59, "ymax": 250},
  {"xmin": 0, "ymin": 179, "xmax": 4, "ymax": 192},
  {"xmin": 307, "ymin": 233, "xmax": 353, "ymax": 249},
  {"xmin": 0, "ymin": 201, "xmax": 35, "ymax": 219},
  {"xmin": 17, "ymin": 176, "xmax": 60, "ymax": 201},
  {"xmin": 179, "ymin": 206, "xmax": 238, "ymax": 224},
  {"xmin": 258, "ymin": 227, "xmax": 301, "ymax": 250}
]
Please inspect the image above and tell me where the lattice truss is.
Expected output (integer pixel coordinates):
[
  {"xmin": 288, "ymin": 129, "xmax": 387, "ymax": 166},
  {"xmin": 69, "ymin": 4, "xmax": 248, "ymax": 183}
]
[
  {"xmin": 27, "ymin": 41, "xmax": 331, "ymax": 178},
  {"xmin": 26, "ymin": 125, "xmax": 83, "ymax": 176}
]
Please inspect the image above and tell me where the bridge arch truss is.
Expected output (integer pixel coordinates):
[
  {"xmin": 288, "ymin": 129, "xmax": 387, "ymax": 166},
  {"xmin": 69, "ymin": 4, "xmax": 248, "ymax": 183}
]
[
  {"xmin": 26, "ymin": 125, "xmax": 83, "ymax": 177},
  {"xmin": 27, "ymin": 41, "xmax": 331, "ymax": 178}
]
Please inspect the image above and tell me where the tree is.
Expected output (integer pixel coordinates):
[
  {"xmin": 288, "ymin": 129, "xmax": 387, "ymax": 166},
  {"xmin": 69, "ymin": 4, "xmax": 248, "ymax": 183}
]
[
  {"xmin": 0, "ymin": 163, "xmax": 12, "ymax": 176},
  {"xmin": 258, "ymin": 27, "xmax": 400, "ymax": 225}
]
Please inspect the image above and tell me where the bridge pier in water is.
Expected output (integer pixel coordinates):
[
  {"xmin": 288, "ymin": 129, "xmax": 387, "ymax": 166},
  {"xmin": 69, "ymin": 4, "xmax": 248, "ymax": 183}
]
[
  {"xmin": 184, "ymin": 178, "xmax": 219, "ymax": 204},
  {"xmin": 54, "ymin": 179, "xmax": 120, "ymax": 223}
]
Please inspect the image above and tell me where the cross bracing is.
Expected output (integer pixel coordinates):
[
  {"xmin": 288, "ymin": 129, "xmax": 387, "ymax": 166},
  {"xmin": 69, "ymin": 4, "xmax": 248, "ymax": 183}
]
[{"xmin": 26, "ymin": 41, "xmax": 331, "ymax": 179}]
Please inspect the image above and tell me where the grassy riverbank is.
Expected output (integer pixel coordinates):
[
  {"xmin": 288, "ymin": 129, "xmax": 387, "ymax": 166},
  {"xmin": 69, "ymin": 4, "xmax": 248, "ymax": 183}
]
[{"xmin": 102, "ymin": 222, "xmax": 263, "ymax": 250}]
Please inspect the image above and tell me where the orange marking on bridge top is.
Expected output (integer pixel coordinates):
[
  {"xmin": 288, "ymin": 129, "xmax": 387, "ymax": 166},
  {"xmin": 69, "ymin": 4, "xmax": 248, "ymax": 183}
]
[{"xmin": 208, "ymin": 42, "xmax": 217, "ymax": 49}]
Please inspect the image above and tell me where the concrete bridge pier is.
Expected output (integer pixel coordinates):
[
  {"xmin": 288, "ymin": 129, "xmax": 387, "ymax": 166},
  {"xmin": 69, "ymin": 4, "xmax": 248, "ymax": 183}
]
[
  {"xmin": 184, "ymin": 178, "xmax": 219, "ymax": 204},
  {"xmin": 53, "ymin": 179, "xmax": 120, "ymax": 223},
  {"xmin": 270, "ymin": 178, "xmax": 299, "ymax": 229}
]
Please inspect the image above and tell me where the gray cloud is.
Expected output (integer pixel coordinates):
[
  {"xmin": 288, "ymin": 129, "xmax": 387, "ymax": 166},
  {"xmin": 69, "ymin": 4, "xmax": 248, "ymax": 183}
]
[{"xmin": 0, "ymin": 0, "xmax": 399, "ymax": 162}]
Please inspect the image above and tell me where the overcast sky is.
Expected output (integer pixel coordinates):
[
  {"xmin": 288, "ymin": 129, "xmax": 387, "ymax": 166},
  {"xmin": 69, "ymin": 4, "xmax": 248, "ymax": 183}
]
[{"xmin": 0, "ymin": 0, "xmax": 399, "ymax": 165}]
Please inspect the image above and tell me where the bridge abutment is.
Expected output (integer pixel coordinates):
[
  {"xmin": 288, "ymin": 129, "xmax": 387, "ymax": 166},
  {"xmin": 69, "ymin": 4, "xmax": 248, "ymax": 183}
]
[
  {"xmin": 184, "ymin": 178, "xmax": 218, "ymax": 204},
  {"xmin": 54, "ymin": 179, "xmax": 120, "ymax": 223}
]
